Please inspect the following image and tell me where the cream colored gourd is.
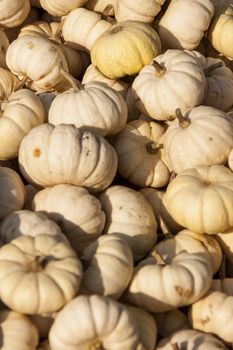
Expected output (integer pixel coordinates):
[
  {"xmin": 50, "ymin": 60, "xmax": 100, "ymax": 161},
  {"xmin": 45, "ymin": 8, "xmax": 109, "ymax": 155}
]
[
  {"xmin": 140, "ymin": 187, "xmax": 183, "ymax": 235},
  {"xmin": 30, "ymin": 313, "xmax": 56, "ymax": 340},
  {"xmin": 164, "ymin": 106, "xmax": 233, "ymax": 173},
  {"xmin": 0, "ymin": 167, "xmax": 25, "ymax": 219},
  {"xmin": 115, "ymin": 119, "xmax": 170, "ymax": 188},
  {"xmin": 18, "ymin": 123, "xmax": 118, "ymax": 191},
  {"xmin": 209, "ymin": 5, "xmax": 233, "ymax": 59},
  {"xmin": 86, "ymin": 0, "xmax": 116, "ymax": 15},
  {"xmin": 0, "ymin": 309, "xmax": 39, "ymax": 349},
  {"xmin": 19, "ymin": 21, "xmax": 86, "ymax": 79},
  {"xmin": 0, "ymin": 234, "xmax": 83, "ymax": 314},
  {"xmin": 215, "ymin": 230, "xmax": 233, "ymax": 265},
  {"xmin": 154, "ymin": 309, "xmax": 190, "ymax": 338},
  {"xmin": 0, "ymin": 210, "xmax": 66, "ymax": 243},
  {"xmin": 229, "ymin": 148, "xmax": 233, "ymax": 171},
  {"xmin": 32, "ymin": 184, "xmax": 105, "ymax": 255},
  {"xmin": 126, "ymin": 250, "xmax": 212, "ymax": 312},
  {"xmin": 91, "ymin": 20, "xmax": 161, "ymax": 79},
  {"xmin": 158, "ymin": 0, "xmax": 214, "ymax": 49},
  {"xmin": 62, "ymin": 7, "xmax": 112, "ymax": 52},
  {"xmin": 153, "ymin": 229, "xmax": 222, "ymax": 274},
  {"xmin": 0, "ymin": 88, "xmax": 45, "ymax": 160},
  {"xmin": 0, "ymin": 30, "xmax": 9, "ymax": 68},
  {"xmin": 81, "ymin": 234, "xmax": 133, "ymax": 299},
  {"xmin": 49, "ymin": 295, "xmax": 140, "ymax": 350},
  {"xmin": 99, "ymin": 185, "xmax": 158, "ymax": 261},
  {"xmin": 157, "ymin": 329, "xmax": 227, "ymax": 350},
  {"xmin": 82, "ymin": 64, "xmax": 128, "ymax": 97},
  {"xmin": 164, "ymin": 165, "xmax": 233, "ymax": 234},
  {"xmin": 6, "ymin": 35, "xmax": 71, "ymax": 92},
  {"xmin": 39, "ymin": 0, "xmax": 87, "ymax": 16},
  {"xmin": 115, "ymin": 0, "xmax": 165, "ymax": 23},
  {"xmin": 0, "ymin": 0, "xmax": 30, "ymax": 28},
  {"xmin": 132, "ymin": 50, "xmax": 207, "ymax": 121},
  {"xmin": 189, "ymin": 291, "xmax": 233, "ymax": 343},
  {"xmin": 126, "ymin": 305, "xmax": 157, "ymax": 350},
  {"xmin": 48, "ymin": 79, "xmax": 128, "ymax": 137}
]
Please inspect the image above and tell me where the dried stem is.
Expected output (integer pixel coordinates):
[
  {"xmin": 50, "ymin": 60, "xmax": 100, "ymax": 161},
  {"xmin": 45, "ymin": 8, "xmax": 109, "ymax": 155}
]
[
  {"xmin": 204, "ymin": 61, "xmax": 223, "ymax": 76},
  {"xmin": 59, "ymin": 62, "xmax": 84, "ymax": 91},
  {"xmin": 175, "ymin": 108, "xmax": 191, "ymax": 128},
  {"xmin": 146, "ymin": 141, "xmax": 163, "ymax": 154},
  {"xmin": 153, "ymin": 61, "xmax": 166, "ymax": 76}
]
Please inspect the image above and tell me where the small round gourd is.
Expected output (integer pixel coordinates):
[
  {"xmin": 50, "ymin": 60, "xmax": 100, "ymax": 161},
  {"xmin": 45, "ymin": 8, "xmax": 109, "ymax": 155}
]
[
  {"xmin": 39, "ymin": 0, "xmax": 88, "ymax": 16},
  {"xmin": 158, "ymin": 0, "xmax": 214, "ymax": 49},
  {"xmin": 99, "ymin": 185, "xmax": 158, "ymax": 261},
  {"xmin": 32, "ymin": 184, "xmax": 106, "ymax": 255},
  {"xmin": 49, "ymin": 295, "xmax": 140, "ymax": 350},
  {"xmin": 0, "ymin": 0, "xmax": 30, "ymax": 28},
  {"xmin": 0, "ymin": 167, "xmax": 25, "ymax": 219},
  {"xmin": 132, "ymin": 50, "xmax": 207, "ymax": 121},
  {"xmin": 18, "ymin": 123, "xmax": 118, "ymax": 192},
  {"xmin": 91, "ymin": 20, "xmax": 161, "ymax": 79},
  {"xmin": 164, "ymin": 165, "xmax": 233, "ymax": 234},
  {"xmin": 115, "ymin": 119, "xmax": 170, "ymax": 187},
  {"xmin": 0, "ymin": 234, "xmax": 83, "ymax": 314},
  {"xmin": 81, "ymin": 234, "xmax": 133, "ymax": 299},
  {"xmin": 164, "ymin": 106, "xmax": 233, "ymax": 173}
]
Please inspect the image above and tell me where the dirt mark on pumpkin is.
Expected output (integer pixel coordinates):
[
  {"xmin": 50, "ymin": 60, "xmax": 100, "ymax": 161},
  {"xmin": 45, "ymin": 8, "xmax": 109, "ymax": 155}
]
[{"xmin": 33, "ymin": 148, "xmax": 41, "ymax": 157}]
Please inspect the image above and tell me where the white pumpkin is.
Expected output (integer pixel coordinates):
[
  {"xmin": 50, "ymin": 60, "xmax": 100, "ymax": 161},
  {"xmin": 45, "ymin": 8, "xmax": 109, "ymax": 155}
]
[
  {"xmin": 81, "ymin": 234, "xmax": 133, "ymax": 299},
  {"xmin": 48, "ymin": 80, "xmax": 128, "ymax": 137},
  {"xmin": 49, "ymin": 295, "xmax": 140, "ymax": 350},
  {"xmin": 132, "ymin": 50, "xmax": 207, "ymax": 120},
  {"xmin": 99, "ymin": 185, "xmax": 158, "ymax": 261},
  {"xmin": 115, "ymin": 119, "xmax": 170, "ymax": 188},
  {"xmin": 39, "ymin": 0, "xmax": 87, "ymax": 16},
  {"xmin": 0, "ymin": 0, "xmax": 30, "ymax": 28},
  {"xmin": 0, "ymin": 167, "xmax": 25, "ymax": 220},
  {"xmin": 18, "ymin": 123, "xmax": 118, "ymax": 191},
  {"xmin": 62, "ymin": 7, "xmax": 112, "ymax": 52},
  {"xmin": 0, "ymin": 234, "xmax": 83, "ymax": 314},
  {"xmin": 164, "ymin": 106, "xmax": 233, "ymax": 173},
  {"xmin": 32, "ymin": 184, "xmax": 106, "ymax": 254}
]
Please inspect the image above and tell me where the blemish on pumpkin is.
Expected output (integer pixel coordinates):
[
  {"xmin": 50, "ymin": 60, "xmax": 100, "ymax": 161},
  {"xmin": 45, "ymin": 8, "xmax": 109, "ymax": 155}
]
[
  {"xmin": 27, "ymin": 42, "xmax": 34, "ymax": 49},
  {"xmin": 199, "ymin": 317, "xmax": 210, "ymax": 325},
  {"xmin": 33, "ymin": 148, "xmax": 41, "ymax": 157},
  {"xmin": 209, "ymin": 137, "xmax": 213, "ymax": 141}
]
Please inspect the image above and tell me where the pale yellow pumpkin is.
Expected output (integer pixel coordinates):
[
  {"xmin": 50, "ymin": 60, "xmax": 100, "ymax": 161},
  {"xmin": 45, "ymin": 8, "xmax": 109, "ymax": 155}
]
[
  {"xmin": 39, "ymin": 0, "xmax": 88, "ymax": 16},
  {"xmin": 153, "ymin": 229, "xmax": 222, "ymax": 274},
  {"xmin": 0, "ymin": 309, "xmax": 39, "ymax": 349},
  {"xmin": 154, "ymin": 309, "xmax": 190, "ymax": 338},
  {"xmin": 82, "ymin": 64, "xmax": 128, "ymax": 97},
  {"xmin": 139, "ymin": 187, "xmax": 183, "ymax": 235},
  {"xmin": 0, "ymin": 167, "xmax": 25, "ymax": 219},
  {"xmin": 0, "ymin": 210, "xmax": 67, "ymax": 243},
  {"xmin": 132, "ymin": 50, "xmax": 207, "ymax": 121},
  {"xmin": 32, "ymin": 184, "xmax": 106, "ymax": 254},
  {"xmin": 62, "ymin": 7, "xmax": 112, "ymax": 52},
  {"xmin": 158, "ymin": 0, "xmax": 214, "ymax": 49},
  {"xmin": 157, "ymin": 329, "xmax": 227, "ymax": 350},
  {"xmin": 209, "ymin": 5, "xmax": 233, "ymax": 59},
  {"xmin": 6, "ymin": 35, "xmax": 71, "ymax": 92},
  {"xmin": 126, "ymin": 250, "xmax": 212, "ymax": 312},
  {"xmin": 18, "ymin": 123, "xmax": 118, "ymax": 191},
  {"xmin": 0, "ymin": 88, "xmax": 45, "ymax": 160},
  {"xmin": 49, "ymin": 295, "xmax": 140, "ymax": 350},
  {"xmin": 189, "ymin": 291, "xmax": 233, "ymax": 343},
  {"xmin": 115, "ymin": 119, "xmax": 170, "ymax": 188},
  {"xmin": 164, "ymin": 106, "xmax": 233, "ymax": 173},
  {"xmin": 115, "ymin": 0, "xmax": 165, "ymax": 23},
  {"xmin": 0, "ymin": 234, "xmax": 83, "ymax": 314},
  {"xmin": 164, "ymin": 165, "xmax": 233, "ymax": 234},
  {"xmin": 48, "ymin": 80, "xmax": 128, "ymax": 137},
  {"xmin": 99, "ymin": 185, "xmax": 158, "ymax": 261},
  {"xmin": 0, "ymin": 0, "xmax": 30, "ymax": 28},
  {"xmin": 81, "ymin": 234, "xmax": 133, "ymax": 299},
  {"xmin": 126, "ymin": 305, "xmax": 157, "ymax": 350},
  {"xmin": 91, "ymin": 20, "xmax": 161, "ymax": 79}
]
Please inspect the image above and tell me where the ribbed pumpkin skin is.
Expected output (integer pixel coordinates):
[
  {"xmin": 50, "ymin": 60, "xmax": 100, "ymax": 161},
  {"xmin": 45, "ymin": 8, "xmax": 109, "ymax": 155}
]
[
  {"xmin": 0, "ymin": 0, "xmax": 30, "ymax": 28},
  {"xmin": 39, "ymin": 0, "xmax": 87, "ymax": 16}
]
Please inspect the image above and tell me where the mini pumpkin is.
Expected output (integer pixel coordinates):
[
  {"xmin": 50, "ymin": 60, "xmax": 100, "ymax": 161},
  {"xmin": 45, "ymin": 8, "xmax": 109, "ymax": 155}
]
[
  {"xmin": 0, "ymin": 0, "xmax": 30, "ymax": 28},
  {"xmin": 39, "ymin": 0, "xmax": 88, "ymax": 16}
]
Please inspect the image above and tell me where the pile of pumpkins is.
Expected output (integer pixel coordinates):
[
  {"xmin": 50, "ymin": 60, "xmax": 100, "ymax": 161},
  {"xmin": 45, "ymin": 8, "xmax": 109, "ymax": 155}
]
[{"xmin": 0, "ymin": 0, "xmax": 233, "ymax": 349}]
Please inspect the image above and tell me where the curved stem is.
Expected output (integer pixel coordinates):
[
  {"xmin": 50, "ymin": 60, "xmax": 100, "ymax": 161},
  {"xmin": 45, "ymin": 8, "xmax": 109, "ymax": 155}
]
[
  {"xmin": 204, "ymin": 61, "xmax": 223, "ymax": 76},
  {"xmin": 14, "ymin": 76, "xmax": 29, "ymax": 90},
  {"xmin": 150, "ymin": 250, "xmax": 166, "ymax": 265},
  {"xmin": 175, "ymin": 108, "xmax": 190, "ymax": 128},
  {"xmin": 101, "ymin": 4, "xmax": 115, "ymax": 23},
  {"xmin": 59, "ymin": 62, "xmax": 84, "ymax": 91},
  {"xmin": 146, "ymin": 141, "xmax": 163, "ymax": 154},
  {"xmin": 153, "ymin": 61, "xmax": 166, "ymax": 76}
]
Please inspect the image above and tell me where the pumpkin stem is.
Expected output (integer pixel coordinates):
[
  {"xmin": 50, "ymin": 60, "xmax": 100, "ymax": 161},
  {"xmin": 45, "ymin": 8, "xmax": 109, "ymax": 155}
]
[
  {"xmin": 101, "ymin": 5, "xmax": 115, "ymax": 23},
  {"xmin": 175, "ymin": 108, "xmax": 190, "ymax": 128},
  {"xmin": 153, "ymin": 61, "xmax": 166, "ymax": 76},
  {"xmin": 30, "ymin": 255, "xmax": 48, "ymax": 272},
  {"xmin": 146, "ymin": 141, "xmax": 163, "ymax": 154},
  {"xmin": 111, "ymin": 25, "xmax": 123, "ymax": 34},
  {"xmin": 59, "ymin": 62, "xmax": 84, "ymax": 91},
  {"xmin": 150, "ymin": 250, "xmax": 166, "ymax": 265},
  {"xmin": 53, "ymin": 20, "xmax": 64, "ymax": 42},
  {"xmin": 219, "ymin": 254, "xmax": 226, "ymax": 280},
  {"xmin": 14, "ymin": 76, "xmax": 28, "ymax": 90},
  {"xmin": 204, "ymin": 61, "xmax": 223, "ymax": 76}
]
